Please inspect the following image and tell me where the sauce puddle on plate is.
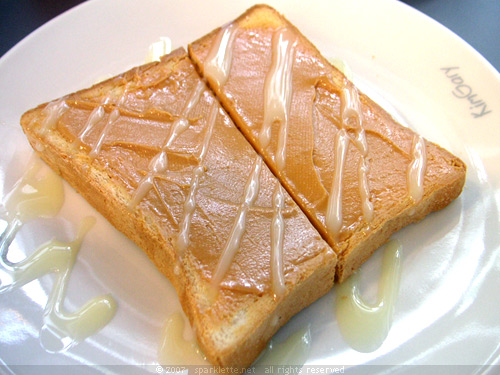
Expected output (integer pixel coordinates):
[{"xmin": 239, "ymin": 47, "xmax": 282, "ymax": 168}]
[
  {"xmin": 0, "ymin": 156, "xmax": 116, "ymax": 352},
  {"xmin": 335, "ymin": 240, "xmax": 402, "ymax": 352},
  {"xmin": 158, "ymin": 312, "xmax": 206, "ymax": 365}
]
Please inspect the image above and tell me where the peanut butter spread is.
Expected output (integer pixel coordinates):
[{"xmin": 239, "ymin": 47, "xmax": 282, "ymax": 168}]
[
  {"xmin": 188, "ymin": 6, "xmax": 465, "ymax": 278},
  {"xmin": 31, "ymin": 49, "xmax": 334, "ymax": 309}
]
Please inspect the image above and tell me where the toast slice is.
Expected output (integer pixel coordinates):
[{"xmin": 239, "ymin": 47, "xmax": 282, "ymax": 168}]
[
  {"xmin": 20, "ymin": 48, "xmax": 336, "ymax": 367},
  {"xmin": 188, "ymin": 4, "xmax": 466, "ymax": 281}
]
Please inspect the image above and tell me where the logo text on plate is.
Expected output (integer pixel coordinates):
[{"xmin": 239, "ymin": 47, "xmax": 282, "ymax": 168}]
[{"xmin": 440, "ymin": 66, "xmax": 491, "ymax": 119}]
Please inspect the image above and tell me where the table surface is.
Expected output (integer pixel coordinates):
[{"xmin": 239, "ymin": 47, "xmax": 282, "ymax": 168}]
[{"xmin": 1, "ymin": 0, "xmax": 499, "ymax": 72}]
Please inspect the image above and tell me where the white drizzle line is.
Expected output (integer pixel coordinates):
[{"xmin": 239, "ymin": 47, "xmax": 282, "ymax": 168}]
[
  {"xmin": 259, "ymin": 27, "xmax": 297, "ymax": 171},
  {"xmin": 204, "ymin": 22, "xmax": 239, "ymax": 90},
  {"xmin": 78, "ymin": 106, "xmax": 105, "ymax": 144},
  {"xmin": 39, "ymin": 99, "xmax": 69, "ymax": 135},
  {"xmin": 358, "ymin": 156, "xmax": 374, "ymax": 223},
  {"xmin": 89, "ymin": 108, "xmax": 120, "ymax": 158},
  {"xmin": 211, "ymin": 156, "xmax": 263, "ymax": 286},
  {"xmin": 342, "ymin": 81, "xmax": 373, "ymax": 225},
  {"xmin": 325, "ymin": 79, "xmax": 373, "ymax": 237},
  {"xmin": 128, "ymin": 81, "xmax": 205, "ymax": 209},
  {"xmin": 271, "ymin": 183, "xmax": 286, "ymax": 299},
  {"xmin": 88, "ymin": 80, "xmax": 135, "ymax": 159},
  {"xmin": 325, "ymin": 129, "xmax": 349, "ymax": 238},
  {"xmin": 176, "ymin": 102, "xmax": 218, "ymax": 259},
  {"xmin": 340, "ymin": 80, "xmax": 367, "ymax": 156},
  {"xmin": 407, "ymin": 135, "xmax": 427, "ymax": 203}
]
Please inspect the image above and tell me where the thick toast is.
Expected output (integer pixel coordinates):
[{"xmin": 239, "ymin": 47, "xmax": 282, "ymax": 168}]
[
  {"xmin": 188, "ymin": 4, "xmax": 466, "ymax": 281},
  {"xmin": 20, "ymin": 48, "xmax": 336, "ymax": 367},
  {"xmin": 19, "ymin": 3, "xmax": 466, "ymax": 368}
]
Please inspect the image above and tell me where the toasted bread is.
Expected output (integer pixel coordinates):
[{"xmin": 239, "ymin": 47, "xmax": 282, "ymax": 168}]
[
  {"xmin": 20, "ymin": 48, "xmax": 336, "ymax": 367},
  {"xmin": 188, "ymin": 4, "xmax": 466, "ymax": 281},
  {"xmin": 19, "ymin": 3, "xmax": 466, "ymax": 368}
]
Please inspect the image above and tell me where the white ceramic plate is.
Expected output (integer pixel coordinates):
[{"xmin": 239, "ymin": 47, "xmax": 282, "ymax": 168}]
[{"xmin": 1, "ymin": 0, "xmax": 499, "ymax": 373}]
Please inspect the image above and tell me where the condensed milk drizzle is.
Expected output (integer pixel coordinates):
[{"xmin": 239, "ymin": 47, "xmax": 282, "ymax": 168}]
[
  {"xmin": 212, "ymin": 156, "xmax": 263, "ymax": 286},
  {"xmin": 176, "ymin": 101, "xmax": 218, "ymax": 259},
  {"xmin": 204, "ymin": 22, "xmax": 239, "ymax": 90},
  {"xmin": 358, "ymin": 156, "xmax": 374, "ymax": 223},
  {"xmin": 37, "ymin": 217, "xmax": 116, "ymax": 353},
  {"xmin": 1, "ymin": 159, "xmax": 64, "ymax": 279},
  {"xmin": 129, "ymin": 81, "xmax": 205, "ymax": 208},
  {"xmin": 259, "ymin": 27, "xmax": 297, "ymax": 171},
  {"xmin": 40, "ymin": 99, "xmax": 69, "ymax": 135},
  {"xmin": 0, "ymin": 157, "xmax": 116, "ymax": 352},
  {"xmin": 407, "ymin": 135, "xmax": 427, "ymax": 203},
  {"xmin": 340, "ymin": 80, "xmax": 367, "ymax": 155},
  {"xmin": 271, "ymin": 183, "xmax": 286, "ymax": 299},
  {"xmin": 89, "ymin": 108, "xmax": 120, "ymax": 158},
  {"xmin": 326, "ymin": 129, "xmax": 349, "ymax": 237},
  {"xmin": 158, "ymin": 312, "xmax": 206, "ymax": 365},
  {"xmin": 78, "ymin": 105, "xmax": 105, "ymax": 144},
  {"xmin": 1, "ymin": 156, "xmax": 64, "ymax": 226},
  {"xmin": 335, "ymin": 240, "xmax": 402, "ymax": 352},
  {"xmin": 325, "ymin": 79, "xmax": 373, "ymax": 237},
  {"xmin": 88, "ymin": 79, "xmax": 137, "ymax": 159}
]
